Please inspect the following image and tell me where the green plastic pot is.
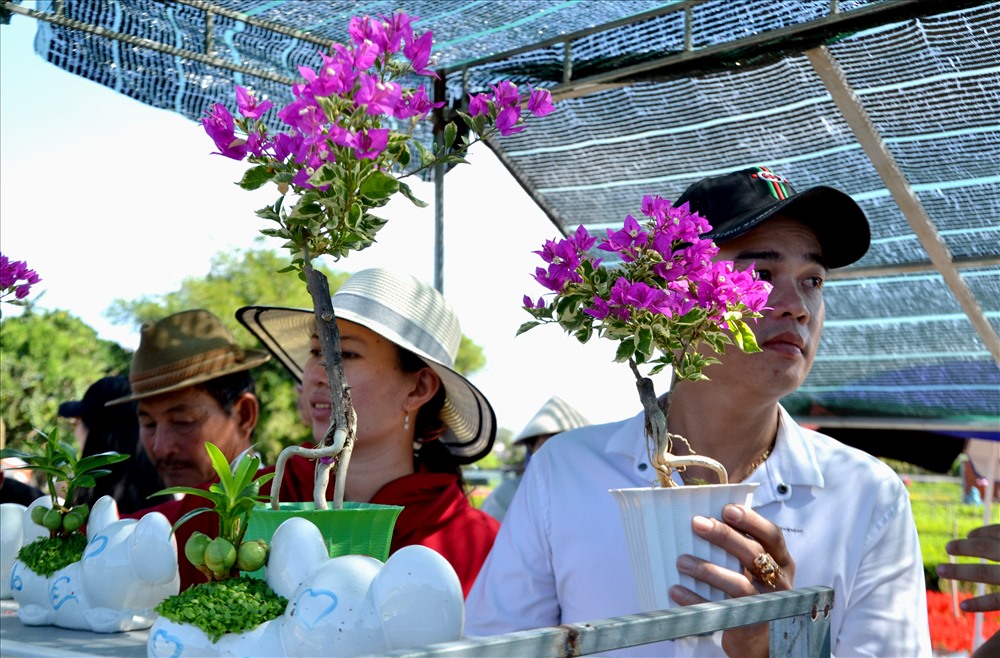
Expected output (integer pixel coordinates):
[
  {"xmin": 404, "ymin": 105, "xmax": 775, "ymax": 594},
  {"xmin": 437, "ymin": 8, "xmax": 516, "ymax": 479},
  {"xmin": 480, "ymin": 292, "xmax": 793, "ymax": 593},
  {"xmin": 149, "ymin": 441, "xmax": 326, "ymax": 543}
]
[{"xmin": 242, "ymin": 501, "xmax": 403, "ymax": 578}]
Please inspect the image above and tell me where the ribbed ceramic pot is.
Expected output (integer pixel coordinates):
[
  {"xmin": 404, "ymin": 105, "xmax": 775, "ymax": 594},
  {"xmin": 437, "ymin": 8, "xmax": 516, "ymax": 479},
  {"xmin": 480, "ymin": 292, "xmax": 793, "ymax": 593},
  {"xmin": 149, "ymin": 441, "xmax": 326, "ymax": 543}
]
[{"xmin": 610, "ymin": 483, "xmax": 758, "ymax": 612}]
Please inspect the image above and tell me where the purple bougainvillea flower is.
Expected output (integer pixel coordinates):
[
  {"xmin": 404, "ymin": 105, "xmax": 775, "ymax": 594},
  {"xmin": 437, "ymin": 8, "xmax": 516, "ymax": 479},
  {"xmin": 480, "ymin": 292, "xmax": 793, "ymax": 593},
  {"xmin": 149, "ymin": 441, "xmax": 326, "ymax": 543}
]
[
  {"xmin": 278, "ymin": 98, "xmax": 325, "ymax": 135},
  {"xmin": 490, "ymin": 81, "xmax": 520, "ymax": 108},
  {"xmin": 353, "ymin": 128, "xmax": 389, "ymax": 160},
  {"xmin": 245, "ymin": 131, "xmax": 271, "ymax": 158},
  {"xmin": 468, "ymin": 93, "xmax": 492, "ymax": 117},
  {"xmin": 355, "ymin": 74, "xmax": 402, "ymax": 116},
  {"xmin": 522, "ymin": 295, "xmax": 545, "ymax": 309},
  {"xmin": 641, "ymin": 194, "xmax": 670, "ymax": 223},
  {"xmin": 599, "ymin": 214, "xmax": 647, "ymax": 259},
  {"xmin": 397, "ymin": 85, "xmax": 443, "ymax": 120},
  {"xmin": 567, "ymin": 225, "xmax": 598, "ymax": 253},
  {"xmin": 235, "ymin": 85, "xmax": 273, "ymax": 119},
  {"xmin": 349, "ymin": 14, "xmax": 387, "ymax": 53},
  {"xmin": 496, "ymin": 105, "xmax": 523, "ymax": 136},
  {"xmin": 202, "ymin": 103, "xmax": 247, "ymax": 160},
  {"xmin": 0, "ymin": 253, "xmax": 40, "ymax": 301},
  {"xmin": 380, "ymin": 12, "xmax": 414, "ymax": 54},
  {"xmin": 527, "ymin": 87, "xmax": 555, "ymax": 117},
  {"xmin": 404, "ymin": 30, "xmax": 436, "ymax": 76},
  {"xmin": 583, "ymin": 295, "xmax": 611, "ymax": 320}
]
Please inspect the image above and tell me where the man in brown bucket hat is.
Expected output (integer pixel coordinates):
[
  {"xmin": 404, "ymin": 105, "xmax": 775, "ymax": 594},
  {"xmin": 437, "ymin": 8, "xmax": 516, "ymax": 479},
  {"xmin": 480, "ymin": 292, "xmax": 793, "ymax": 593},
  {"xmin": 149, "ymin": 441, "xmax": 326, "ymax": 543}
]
[{"xmin": 108, "ymin": 309, "xmax": 270, "ymax": 490}]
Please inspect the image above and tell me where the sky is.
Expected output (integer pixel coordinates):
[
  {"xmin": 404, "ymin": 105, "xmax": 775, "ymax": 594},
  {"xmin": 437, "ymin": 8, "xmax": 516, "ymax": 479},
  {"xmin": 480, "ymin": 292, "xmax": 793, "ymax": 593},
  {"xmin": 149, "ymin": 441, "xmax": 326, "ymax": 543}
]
[{"xmin": 0, "ymin": 12, "xmax": 642, "ymax": 437}]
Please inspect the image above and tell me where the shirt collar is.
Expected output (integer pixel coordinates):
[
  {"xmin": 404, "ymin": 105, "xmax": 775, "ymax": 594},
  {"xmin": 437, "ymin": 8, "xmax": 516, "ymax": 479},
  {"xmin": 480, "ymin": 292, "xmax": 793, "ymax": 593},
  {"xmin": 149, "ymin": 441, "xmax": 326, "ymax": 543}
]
[{"xmin": 748, "ymin": 404, "xmax": 825, "ymax": 505}]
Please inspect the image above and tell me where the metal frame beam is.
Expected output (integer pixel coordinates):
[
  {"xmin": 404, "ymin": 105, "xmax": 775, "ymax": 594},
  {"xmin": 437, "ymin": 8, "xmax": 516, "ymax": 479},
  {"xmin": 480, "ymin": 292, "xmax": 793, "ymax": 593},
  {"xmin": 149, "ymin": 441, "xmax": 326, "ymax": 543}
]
[{"xmin": 806, "ymin": 45, "xmax": 1000, "ymax": 364}]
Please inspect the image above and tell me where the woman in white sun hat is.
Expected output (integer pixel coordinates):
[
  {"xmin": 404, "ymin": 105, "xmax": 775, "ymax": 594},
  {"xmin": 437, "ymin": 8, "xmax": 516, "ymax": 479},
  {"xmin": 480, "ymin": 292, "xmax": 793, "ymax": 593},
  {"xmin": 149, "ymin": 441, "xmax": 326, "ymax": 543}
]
[{"xmin": 237, "ymin": 267, "xmax": 498, "ymax": 596}]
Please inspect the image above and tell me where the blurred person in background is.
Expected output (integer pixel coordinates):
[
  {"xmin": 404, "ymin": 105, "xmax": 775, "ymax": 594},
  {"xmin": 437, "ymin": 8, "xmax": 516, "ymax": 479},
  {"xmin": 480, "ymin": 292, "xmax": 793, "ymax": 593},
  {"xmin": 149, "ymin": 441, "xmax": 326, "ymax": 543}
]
[
  {"xmin": 58, "ymin": 375, "xmax": 165, "ymax": 514},
  {"xmin": 481, "ymin": 396, "xmax": 589, "ymax": 522}
]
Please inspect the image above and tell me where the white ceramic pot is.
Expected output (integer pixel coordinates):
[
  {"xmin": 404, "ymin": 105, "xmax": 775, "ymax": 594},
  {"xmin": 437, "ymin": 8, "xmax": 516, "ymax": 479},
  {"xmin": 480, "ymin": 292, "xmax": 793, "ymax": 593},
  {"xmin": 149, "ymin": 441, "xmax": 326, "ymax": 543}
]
[
  {"xmin": 8, "ymin": 496, "xmax": 179, "ymax": 632},
  {"xmin": 610, "ymin": 483, "xmax": 758, "ymax": 611},
  {"xmin": 1, "ymin": 502, "xmax": 29, "ymax": 599},
  {"xmin": 147, "ymin": 517, "xmax": 465, "ymax": 657}
]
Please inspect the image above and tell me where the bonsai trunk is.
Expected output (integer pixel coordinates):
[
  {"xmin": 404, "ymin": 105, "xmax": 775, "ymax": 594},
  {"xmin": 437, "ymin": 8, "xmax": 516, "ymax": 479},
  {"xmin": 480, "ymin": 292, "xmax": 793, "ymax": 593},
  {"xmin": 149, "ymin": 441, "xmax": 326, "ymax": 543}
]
[
  {"xmin": 270, "ymin": 255, "xmax": 357, "ymax": 511},
  {"xmin": 629, "ymin": 359, "xmax": 728, "ymax": 487}
]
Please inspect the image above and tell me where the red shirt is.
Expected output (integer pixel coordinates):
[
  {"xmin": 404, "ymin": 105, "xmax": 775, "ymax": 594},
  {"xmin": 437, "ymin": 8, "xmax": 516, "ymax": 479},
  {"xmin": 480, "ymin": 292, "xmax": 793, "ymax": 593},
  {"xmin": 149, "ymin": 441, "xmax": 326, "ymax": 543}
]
[{"xmin": 129, "ymin": 453, "xmax": 498, "ymax": 597}]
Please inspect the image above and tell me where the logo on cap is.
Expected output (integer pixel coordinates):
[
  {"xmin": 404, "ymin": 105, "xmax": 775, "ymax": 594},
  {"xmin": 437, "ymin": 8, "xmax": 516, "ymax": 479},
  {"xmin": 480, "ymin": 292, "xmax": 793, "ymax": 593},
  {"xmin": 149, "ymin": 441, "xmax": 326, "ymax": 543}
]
[{"xmin": 751, "ymin": 167, "xmax": 791, "ymax": 201}]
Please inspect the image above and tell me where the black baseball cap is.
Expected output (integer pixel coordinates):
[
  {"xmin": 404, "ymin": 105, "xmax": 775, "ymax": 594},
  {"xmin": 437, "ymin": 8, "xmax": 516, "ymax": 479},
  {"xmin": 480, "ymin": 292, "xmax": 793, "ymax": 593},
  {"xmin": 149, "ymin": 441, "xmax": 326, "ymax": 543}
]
[
  {"xmin": 673, "ymin": 166, "xmax": 871, "ymax": 269},
  {"xmin": 58, "ymin": 375, "xmax": 136, "ymax": 431}
]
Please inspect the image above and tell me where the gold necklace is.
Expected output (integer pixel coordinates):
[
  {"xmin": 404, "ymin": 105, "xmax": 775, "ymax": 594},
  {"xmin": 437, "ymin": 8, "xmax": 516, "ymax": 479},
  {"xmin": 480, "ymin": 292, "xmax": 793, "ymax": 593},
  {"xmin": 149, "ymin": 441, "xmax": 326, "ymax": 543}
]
[{"xmin": 739, "ymin": 439, "xmax": 776, "ymax": 482}]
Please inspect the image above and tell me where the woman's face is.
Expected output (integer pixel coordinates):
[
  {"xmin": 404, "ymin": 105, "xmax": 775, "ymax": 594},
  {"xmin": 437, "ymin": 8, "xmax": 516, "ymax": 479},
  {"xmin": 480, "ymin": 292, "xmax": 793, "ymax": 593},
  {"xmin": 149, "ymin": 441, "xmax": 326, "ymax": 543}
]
[{"xmin": 299, "ymin": 320, "xmax": 437, "ymax": 452}]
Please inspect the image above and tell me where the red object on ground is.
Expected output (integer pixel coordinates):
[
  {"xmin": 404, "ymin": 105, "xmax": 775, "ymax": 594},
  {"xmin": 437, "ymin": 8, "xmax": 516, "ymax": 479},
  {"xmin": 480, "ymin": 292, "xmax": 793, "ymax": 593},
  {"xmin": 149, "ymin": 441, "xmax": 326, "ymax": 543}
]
[{"xmin": 927, "ymin": 589, "xmax": 1000, "ymax": 654}]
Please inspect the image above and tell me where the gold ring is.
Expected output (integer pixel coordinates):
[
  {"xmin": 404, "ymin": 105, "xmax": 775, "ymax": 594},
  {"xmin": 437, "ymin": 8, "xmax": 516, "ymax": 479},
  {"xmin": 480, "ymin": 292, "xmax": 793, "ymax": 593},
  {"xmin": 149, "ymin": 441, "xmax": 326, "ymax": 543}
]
[{"xmin": 751, "ymin": 552, "xmax": 781, "ymax": 588}]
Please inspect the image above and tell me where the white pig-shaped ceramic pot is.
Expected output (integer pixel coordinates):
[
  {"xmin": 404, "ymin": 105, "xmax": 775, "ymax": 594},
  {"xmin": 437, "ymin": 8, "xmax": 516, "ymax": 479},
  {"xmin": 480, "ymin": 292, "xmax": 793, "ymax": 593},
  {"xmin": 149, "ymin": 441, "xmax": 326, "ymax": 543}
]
[
  {"xmin": 7, "ymin": 495, "xmax": 180, "ymax": 632},
  {"xmin": 147, "ymin": 516, "xmax": 464, "ymax": 657}
]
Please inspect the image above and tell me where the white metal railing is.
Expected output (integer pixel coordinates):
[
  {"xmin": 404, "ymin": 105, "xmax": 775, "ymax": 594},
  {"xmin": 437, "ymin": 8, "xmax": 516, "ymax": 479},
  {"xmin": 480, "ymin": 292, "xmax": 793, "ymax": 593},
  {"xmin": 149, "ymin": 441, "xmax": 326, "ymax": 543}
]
[{"xmin": 368, "ymin": 586, "xmax": 834, "ymax": 657}]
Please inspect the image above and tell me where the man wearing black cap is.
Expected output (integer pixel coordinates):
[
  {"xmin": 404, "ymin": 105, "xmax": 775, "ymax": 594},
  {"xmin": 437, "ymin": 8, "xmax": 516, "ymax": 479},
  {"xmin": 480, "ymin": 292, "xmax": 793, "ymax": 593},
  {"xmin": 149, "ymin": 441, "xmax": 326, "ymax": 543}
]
[{"xmin": 466, "ymin": 167, "xmax": 930, "ymax": 656}]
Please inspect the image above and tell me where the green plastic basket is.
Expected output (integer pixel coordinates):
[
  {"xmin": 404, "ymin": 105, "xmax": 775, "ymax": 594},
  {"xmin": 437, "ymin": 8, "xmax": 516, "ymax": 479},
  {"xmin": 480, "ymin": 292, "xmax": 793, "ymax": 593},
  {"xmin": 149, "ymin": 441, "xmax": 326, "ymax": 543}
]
[{"xmin": 242, "ymin": 501, "xmax": 403, "ymax": 578}]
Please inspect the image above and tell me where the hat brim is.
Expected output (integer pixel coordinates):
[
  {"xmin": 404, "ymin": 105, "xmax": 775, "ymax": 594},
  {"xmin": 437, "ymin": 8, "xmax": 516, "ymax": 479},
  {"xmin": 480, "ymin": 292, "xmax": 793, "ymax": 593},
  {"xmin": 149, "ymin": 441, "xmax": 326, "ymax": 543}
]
[
  {"xmin": 236, "ymin": 305, "xmax": 496, "ymax": 464},
  {"xmin": 104, "ymin": 351, "xmax": 270, "ymax": 406},
  {"xmin": 705, "ymin": 186, "xmax": 870, "ymax": 269}
]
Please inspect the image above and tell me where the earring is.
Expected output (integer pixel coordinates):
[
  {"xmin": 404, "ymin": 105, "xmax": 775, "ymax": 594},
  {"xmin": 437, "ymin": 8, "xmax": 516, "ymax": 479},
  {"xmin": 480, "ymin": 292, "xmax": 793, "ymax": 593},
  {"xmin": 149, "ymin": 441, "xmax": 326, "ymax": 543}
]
[{"xmin": 404, "ymin": 413, "xmax": 410, "ymax": 432}]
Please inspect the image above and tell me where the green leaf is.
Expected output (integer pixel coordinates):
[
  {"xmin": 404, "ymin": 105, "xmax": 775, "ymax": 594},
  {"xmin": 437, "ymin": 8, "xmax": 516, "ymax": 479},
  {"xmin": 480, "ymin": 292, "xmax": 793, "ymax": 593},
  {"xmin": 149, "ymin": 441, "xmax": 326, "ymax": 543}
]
[
  {"xmin": 307, "ymin": 163, "xmax": 342, "ymax": 188},
  {"xmin": 614, "ymin": 340, "xmax": 636, "ymax": 363},
  {"xmin": 635, "ymin": 326, "xmax": 653, "ymax": 358},
  {"xmin": 359, "ymin": 170, "xmax": 400, "ymax": 201},
  {"xmin": 238, "ymin": 165, "xmax": 274, "ymax": 191},
  {"xmin": 0, "ymin": 448, "xmax": 35, "ymax": 462},
  {"xmin": 515, "ymin": 321, "xmax": 541, "ymax": 336},
  {"xmin": 206, "ymin": 443, "xmax": 236, "ymax": 497},
  {"xmin": 76, "ymin": 452, "xmax": 130, "ymax": 474},
  {"xmin": 398, "ymin": 181, "xmax": 428, "ymax": 208},
  {"xmin": 169, "ymin": 507, "xmax": 216, "ymax": 536},
  {"xmin": 444, "ymin": 121, "xmax": 457, "ymax": 150},
  {"xmin": 156, "ymin": 485, "xmax": 220, "ymax": 500},
  {"xmin": 74, "ymin": 474, "xmax": 97, "ymax": 489},
  {"xmin": 731, "ymin": 319, "xmax": 763, "ymax": 353}
]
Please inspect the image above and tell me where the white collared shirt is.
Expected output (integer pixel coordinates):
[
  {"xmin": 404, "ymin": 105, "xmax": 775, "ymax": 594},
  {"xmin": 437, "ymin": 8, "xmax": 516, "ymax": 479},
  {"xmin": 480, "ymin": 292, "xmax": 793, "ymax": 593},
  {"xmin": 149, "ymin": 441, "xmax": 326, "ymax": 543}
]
[{"xmin": 465, "ymin": 405, "xmax": 931, "ymax": 657}]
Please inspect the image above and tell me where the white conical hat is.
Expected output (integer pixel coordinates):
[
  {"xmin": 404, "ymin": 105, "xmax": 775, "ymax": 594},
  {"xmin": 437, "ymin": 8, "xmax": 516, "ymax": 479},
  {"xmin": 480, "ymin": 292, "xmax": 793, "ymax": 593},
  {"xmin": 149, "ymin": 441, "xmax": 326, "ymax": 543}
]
[{"xmin": 514, "ymin": 396, "xmax": 589, "ymax": 444}]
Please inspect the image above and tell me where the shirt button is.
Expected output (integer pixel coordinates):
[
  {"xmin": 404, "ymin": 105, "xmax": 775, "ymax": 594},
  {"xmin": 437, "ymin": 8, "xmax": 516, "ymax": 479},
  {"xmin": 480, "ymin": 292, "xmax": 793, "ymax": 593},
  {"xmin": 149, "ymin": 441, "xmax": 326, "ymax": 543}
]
[
  {"xmin": 638, "ymin": 463, "xmax": 648, "ymax": 471},
  {"xmin": 777, "ymin": 484, "xmax": 789, "ymax": 494}
]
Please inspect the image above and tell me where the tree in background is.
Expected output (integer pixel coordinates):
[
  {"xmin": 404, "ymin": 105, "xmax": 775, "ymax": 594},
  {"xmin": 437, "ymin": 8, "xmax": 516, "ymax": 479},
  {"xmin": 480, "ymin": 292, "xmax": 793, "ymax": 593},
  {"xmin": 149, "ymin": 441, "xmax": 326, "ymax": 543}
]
[
  {"xmin": 0, "ymin": 308, "xmax": 131, "ymax": 449},
  {"xmin": 105, "ymin": 245, "xmax": 487, "ymax": 463}
]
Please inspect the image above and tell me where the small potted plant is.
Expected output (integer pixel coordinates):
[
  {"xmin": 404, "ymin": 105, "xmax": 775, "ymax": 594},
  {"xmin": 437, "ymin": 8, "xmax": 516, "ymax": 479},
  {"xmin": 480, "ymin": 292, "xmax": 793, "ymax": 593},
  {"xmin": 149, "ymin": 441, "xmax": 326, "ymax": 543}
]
[
  {"xmin": 149, "ymin": 443, "xmax": 285, "ymax": 647},
  {"xmin": 520, "ymin": 194, "xmax": 772, "ymax": 609},
  {"xmin": 147, "ymin": 446, "xmax": 466, "ymax": 657},
  {"xmin": 2, "ymin": 427, "xmax": 180, "ymax": 630},
  {"xmin": 203, "ymin": 10, "xmax": 554, "ymax": 529}
]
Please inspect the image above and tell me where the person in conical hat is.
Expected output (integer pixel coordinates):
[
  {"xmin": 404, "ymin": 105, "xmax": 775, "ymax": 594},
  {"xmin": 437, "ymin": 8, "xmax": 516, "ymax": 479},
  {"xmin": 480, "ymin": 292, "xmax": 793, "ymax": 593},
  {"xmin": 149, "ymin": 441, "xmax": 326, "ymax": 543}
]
[
  {"xmin": 481, "ymin": 397, "xmax": 589, "ymax": 522},
  {"xmin": 235, "ymin": 267, "xmax": 499, "ymax": 596}
]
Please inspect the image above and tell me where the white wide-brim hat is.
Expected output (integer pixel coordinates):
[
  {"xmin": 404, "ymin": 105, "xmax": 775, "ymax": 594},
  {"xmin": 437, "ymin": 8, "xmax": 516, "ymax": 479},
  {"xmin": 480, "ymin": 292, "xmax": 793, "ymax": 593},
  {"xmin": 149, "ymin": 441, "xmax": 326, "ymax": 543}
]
[{"xmin": 236, "ymin": 268, "xmax": 496, "ymax": 464}]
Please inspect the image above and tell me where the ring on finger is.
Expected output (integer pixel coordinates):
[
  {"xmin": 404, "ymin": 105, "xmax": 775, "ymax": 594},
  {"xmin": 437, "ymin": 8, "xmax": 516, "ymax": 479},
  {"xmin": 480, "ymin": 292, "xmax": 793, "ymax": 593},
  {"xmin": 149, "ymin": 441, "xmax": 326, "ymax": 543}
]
[{"xmin": 751, "ymin": 552, "xmax": 781, "ymax": 588}]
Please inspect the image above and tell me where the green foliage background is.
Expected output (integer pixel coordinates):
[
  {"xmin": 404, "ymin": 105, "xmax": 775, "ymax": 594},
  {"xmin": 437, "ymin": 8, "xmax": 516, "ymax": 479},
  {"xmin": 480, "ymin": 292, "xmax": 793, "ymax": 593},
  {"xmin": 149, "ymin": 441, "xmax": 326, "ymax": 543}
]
[
  {"xmin": 909, "ymin": 479, "xmax": 999, "ymax": 592},
  {"xmin": 1, "ymin": 309, "xmax": 131, "ymax": 450},
  {"xmin": 1, "ymin": 245, "xmax": 488, "ymax": 466}
]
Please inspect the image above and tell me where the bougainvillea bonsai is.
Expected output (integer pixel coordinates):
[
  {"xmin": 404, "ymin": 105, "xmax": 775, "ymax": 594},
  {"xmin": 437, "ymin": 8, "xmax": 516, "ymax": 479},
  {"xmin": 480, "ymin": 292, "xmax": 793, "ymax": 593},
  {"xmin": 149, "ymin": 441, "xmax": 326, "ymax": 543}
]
[
  {"xmin": 520, "ymin": 195, "xmax": 772, "ymax": 487},
  {"xmin": 205, "ymin": 10, "xmax": 554, "ymax": 511}
]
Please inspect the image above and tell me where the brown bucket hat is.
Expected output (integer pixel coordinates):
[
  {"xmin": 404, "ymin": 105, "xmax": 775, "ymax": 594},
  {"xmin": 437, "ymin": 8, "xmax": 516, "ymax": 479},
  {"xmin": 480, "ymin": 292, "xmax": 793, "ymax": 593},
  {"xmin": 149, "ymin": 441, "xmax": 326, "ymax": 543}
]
[{"xmin": 106, "ymin": 309, "xmax": 270, "ymax": 405}]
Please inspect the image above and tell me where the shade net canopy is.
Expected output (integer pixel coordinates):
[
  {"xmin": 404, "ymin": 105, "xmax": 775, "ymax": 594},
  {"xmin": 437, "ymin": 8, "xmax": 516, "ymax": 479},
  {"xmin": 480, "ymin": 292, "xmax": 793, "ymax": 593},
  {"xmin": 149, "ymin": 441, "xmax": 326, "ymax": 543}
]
[{"xmin": 7, "ymin": 0, "xmax": 998, "ymax": 434}]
